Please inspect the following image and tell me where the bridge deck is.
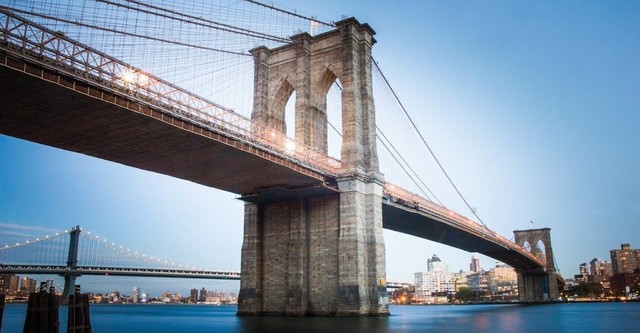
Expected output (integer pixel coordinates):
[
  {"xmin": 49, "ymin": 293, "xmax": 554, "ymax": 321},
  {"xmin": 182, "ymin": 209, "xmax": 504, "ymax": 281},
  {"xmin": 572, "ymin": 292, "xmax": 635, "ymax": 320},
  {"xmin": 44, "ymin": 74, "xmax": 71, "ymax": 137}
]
[
  {"xmin": 382, "ymin": 201, "xmax": 543, "ymax": 270},
  {"xmin": 0, "ymin": 52, "xmax": 336, "ymax": 199}
]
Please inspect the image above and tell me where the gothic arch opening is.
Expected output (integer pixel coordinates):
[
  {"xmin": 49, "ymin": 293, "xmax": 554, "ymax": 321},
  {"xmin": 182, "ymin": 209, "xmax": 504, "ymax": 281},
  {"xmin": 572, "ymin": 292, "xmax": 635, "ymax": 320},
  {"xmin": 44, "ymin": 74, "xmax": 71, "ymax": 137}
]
[
  {"xmin": 533, "ymin": 240, "xmax": 547, "ymax": 266},
  {"xmin": 284, "ymin": 90, "xmax": 297, "ymax": 139},
  {"xmin": 318, "ymin": 69, "xmax": 342, "ymax": 159},
  {"xmin": 271, "ymin": 79, "xmax": 295, "ymax": 135}
]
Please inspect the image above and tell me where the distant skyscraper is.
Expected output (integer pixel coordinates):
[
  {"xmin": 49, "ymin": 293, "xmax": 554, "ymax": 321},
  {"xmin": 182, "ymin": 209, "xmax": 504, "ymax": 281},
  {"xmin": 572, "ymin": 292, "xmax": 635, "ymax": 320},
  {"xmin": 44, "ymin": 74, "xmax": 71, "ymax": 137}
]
[
  {"xmin": 610, "ymin": 243, "xmax": 640, "ymax": 274},
  {"xmin": 190, "ymin": 288, "xmax": 198, "ymax": 303},
  {"xmin": 133, "ymin": 286, "xmax": 140, "ymax": 303},
  {"xmin": 470, "ymin": 255, "xmax": 480, "ymax": 273},
  {"xmin": 199, "ymin": 287, "xmax": 207, "ymax": 302}
]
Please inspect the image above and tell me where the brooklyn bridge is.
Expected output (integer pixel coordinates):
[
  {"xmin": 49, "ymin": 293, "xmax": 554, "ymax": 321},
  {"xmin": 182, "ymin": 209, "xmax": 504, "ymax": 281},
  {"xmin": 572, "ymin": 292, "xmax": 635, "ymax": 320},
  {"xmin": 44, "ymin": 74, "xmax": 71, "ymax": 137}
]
[{"xmin": 1, "ymin": 0, "xmax": 562, "ymax": 316}]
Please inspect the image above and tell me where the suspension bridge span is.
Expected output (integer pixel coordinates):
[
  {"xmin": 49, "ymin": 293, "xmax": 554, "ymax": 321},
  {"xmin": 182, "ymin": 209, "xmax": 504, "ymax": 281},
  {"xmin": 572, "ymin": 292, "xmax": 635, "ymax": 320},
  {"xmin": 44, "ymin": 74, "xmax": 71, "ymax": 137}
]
[
  {"xmin": 0, "ymin": 3, "xmax": 561, "ymax": 316},
  {"xmin": 0, "ymin": 226, "xmax": 241, "ymax": 296},
  {"xmin": 0, "ymin": 225, "xmax": 415, "ymax": 293}
]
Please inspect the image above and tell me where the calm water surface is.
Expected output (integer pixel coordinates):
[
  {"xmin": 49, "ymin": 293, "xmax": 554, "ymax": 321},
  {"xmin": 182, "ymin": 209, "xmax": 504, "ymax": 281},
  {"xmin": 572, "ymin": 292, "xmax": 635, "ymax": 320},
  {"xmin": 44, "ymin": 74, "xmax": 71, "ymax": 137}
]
[{"xmin": 2, "ymin": 302, "xmax": 640, "ymax": 332}]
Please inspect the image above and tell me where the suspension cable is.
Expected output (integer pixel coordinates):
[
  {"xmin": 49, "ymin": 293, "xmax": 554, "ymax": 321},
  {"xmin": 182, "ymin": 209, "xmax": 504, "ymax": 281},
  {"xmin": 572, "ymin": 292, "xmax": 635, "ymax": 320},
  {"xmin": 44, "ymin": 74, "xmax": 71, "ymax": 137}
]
[
  {"xmin": 3, "ymin": 6, "xmax": 249, "ymax": 56},
  {"xmin": 243, "ymin": 0, "xmax": 336, "ymax": 28},
  {"xmin": 326, "ymin": 81, "xmax": 440, "ymax": 204},
  {"xmin": 95, "ymin": 0, "xmax": 290, "ymax": 43},
  {"xmin": 372, "ymin": 57, "xmax": 489, "ymax": 228},
  {"xmin": 376, "ymin": 126, "xmax": 443, "ymax": 205},
  {"xmin": 121, "ymin": 0, "xmax": 290, "ymax": 43}
]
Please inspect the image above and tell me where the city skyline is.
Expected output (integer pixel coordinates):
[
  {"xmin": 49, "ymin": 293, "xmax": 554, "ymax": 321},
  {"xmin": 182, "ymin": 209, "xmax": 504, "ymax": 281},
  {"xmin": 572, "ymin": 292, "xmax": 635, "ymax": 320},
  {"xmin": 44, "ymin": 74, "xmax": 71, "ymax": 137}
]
[{"xmin": 1, "ymin": 0, "xmax": 639, "ymax": 292}]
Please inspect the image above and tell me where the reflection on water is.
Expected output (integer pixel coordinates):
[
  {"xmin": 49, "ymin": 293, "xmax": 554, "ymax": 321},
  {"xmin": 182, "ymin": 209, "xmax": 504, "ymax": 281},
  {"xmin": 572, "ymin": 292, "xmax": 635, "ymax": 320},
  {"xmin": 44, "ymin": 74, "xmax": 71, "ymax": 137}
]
[{"xmin": 2, "ymin": 303, "xmax": 640, "ymax": 333}]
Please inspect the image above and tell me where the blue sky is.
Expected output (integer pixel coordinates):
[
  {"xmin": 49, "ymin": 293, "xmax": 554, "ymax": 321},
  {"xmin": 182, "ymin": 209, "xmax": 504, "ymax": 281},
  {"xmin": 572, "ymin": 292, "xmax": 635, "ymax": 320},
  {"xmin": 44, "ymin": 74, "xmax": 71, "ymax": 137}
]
[{"xmin": 1, "ymin": 0, "xmax": 639, "ymax": 295}]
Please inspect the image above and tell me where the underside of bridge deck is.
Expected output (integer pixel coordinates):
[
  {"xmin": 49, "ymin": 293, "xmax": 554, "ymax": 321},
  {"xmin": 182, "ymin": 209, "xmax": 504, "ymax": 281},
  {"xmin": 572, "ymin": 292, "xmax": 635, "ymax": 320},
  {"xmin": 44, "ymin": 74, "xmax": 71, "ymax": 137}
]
[
  {"xmin": 0, "ymin": 54, "xmax": 335, "ymax": 198},
  {"xmin": 381, "ymin": 201, "xmax": 543, "ymax": 271}
]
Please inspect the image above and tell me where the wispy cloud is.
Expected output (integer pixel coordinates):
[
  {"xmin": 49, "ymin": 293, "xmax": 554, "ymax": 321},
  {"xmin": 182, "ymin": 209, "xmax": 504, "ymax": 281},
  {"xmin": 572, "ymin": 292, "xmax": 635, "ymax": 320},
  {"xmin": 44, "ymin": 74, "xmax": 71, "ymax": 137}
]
[{"xmin": 0, "ymin": 222, "xmax": 61, "ymax": 239}]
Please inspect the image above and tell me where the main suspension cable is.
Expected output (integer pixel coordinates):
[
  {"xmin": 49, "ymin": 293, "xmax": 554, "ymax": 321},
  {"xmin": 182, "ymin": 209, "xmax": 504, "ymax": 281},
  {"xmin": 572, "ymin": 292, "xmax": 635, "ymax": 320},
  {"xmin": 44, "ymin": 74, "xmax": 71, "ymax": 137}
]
[{"xmin": 243, "ymin": 0, "xmax": 336, "ymax": 28}]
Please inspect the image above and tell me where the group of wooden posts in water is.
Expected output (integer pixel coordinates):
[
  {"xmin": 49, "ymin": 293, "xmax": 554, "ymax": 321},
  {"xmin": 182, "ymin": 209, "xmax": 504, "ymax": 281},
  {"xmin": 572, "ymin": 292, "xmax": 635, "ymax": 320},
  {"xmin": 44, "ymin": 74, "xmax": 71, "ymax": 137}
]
[{"xmin": 0, "ymin": 284, "xmax": 92, "ymax": 333}]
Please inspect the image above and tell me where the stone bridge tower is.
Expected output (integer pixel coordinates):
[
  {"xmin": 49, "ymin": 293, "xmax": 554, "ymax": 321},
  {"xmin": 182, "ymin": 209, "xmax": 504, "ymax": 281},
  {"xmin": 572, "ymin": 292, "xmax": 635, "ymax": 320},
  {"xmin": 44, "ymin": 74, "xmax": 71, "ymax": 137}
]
[
  {"xmin": 238, "ymin": 18, "xmax": 388, "ymax": 316},
  {"xmin": 513, "ymin": 228, "xmax": 560, "ymax": 301}
]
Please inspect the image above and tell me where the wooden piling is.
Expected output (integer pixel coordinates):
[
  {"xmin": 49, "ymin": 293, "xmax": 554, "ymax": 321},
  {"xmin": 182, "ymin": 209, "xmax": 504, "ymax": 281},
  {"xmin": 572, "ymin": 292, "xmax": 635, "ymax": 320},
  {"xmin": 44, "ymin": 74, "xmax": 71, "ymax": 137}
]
[
  {"xmin": 67, "ymin": 285, "xmax": 91, "ymax": 333},
  {"xmin": 0, "ymin": 294, "xmax": 5, "ymax": 331},
  {"xmin": 23, "ymin": 290, "xmax": 59, "ymax": 333}
]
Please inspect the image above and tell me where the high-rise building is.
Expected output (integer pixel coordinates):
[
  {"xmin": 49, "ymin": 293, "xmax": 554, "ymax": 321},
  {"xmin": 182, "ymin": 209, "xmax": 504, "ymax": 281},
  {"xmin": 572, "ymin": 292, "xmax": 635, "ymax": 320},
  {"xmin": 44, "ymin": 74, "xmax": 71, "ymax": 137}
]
[
  {"xmin": 9, "ymin": 275, "xmax": 19, "ymax": 295},
  {"xmin": 414, "ymin": 254, "xmax": 455, "ymax": 303},
  {"xmin": 576, "ymin": 263, "xmax": 589, "ymax": 283},
  {"xmin": 589, "ymin": 258, "xmax": 613, "ymax": 277},
  {"xmin": 199, "ymin": 287, "xmax": 207, "ymax": 302},
  {"xmin": 610, "ymin": 244, "xmax": 640, "ymax": 274},
  {"xmin": 190, "ymin": 288, "xmax": 198, "ymax": 303},
  {"xmin": 0, "ymin": 274, "xmax": 12, "ymax": 294},
  {"xmin": 19, "ymin": 277, "xmax": 36, "ymax": 294},
  {"xmin": 470, "ymin": 255, "xmax": 480, "ymax": 273},
  {"xmin": 133, "ymin": 286, "xmax": 141, "ymax": 303}
]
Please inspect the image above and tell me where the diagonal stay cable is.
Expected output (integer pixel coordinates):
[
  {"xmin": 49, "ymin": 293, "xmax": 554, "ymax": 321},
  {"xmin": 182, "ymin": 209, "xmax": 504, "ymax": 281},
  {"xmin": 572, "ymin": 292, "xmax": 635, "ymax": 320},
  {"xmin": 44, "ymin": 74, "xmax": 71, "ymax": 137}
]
[
  {"xmin": 3, "ymin": 6, "xmax": 249, "ymax": 56},
  {"xmin": 96, "ymin": 0, "xmax": 290, "ymax": 43},
  {"xmin": 376, "ymin": 126, "xmax": 443, "ymax": 206},
  {"xmin": 372, "ymin": 57, "xmax": 489, "ymax": 228},
  {"xmin": 326, "ymin": 81, "xmax": 439, "ymax": 204},
  {"xmin": 122, "ymin": 0, "xmax": 291, "ymax": 43}
]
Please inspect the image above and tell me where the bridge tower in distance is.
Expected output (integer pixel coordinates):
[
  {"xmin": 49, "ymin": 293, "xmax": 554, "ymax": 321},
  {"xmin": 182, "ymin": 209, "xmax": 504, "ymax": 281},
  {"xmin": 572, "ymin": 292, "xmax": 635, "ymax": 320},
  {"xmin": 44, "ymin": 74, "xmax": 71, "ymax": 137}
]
[
  {"xmin": 513, "ymin": 228, "xmax": 560, "ymax": 301},
  {"xmin": 238, "ymin": 18, "xmax": 387, "ymax": 316}
]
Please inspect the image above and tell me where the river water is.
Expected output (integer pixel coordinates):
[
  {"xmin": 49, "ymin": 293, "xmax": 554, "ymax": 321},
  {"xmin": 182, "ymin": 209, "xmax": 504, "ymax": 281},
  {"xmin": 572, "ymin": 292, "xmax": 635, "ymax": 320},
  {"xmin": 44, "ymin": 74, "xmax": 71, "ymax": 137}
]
[{"xmin": 2, "ymin": 302, "xmax": 639, "ymax": 332}]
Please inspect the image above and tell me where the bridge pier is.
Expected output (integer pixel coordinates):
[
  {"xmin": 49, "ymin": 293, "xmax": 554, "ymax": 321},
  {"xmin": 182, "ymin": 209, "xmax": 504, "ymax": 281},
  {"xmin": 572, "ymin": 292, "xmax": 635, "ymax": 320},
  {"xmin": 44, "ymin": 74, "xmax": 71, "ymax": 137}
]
[
  {"xmin": 238, "ymin": 17, "xmax": 387, "ymax": 316},
  {"xmin": 61, "ymin": 226, "xmax": 81, "ymax": 300},
  {"xmin": 238, "ymin": 175, "xmax": 387, "ymax": 316},
  {"xmin": 517, "ymin": 269, "xmax": 558, "ymax": 302},
  {"xmin": 513, "ymin": 228, "xmax": 560, "ymax": 302}
]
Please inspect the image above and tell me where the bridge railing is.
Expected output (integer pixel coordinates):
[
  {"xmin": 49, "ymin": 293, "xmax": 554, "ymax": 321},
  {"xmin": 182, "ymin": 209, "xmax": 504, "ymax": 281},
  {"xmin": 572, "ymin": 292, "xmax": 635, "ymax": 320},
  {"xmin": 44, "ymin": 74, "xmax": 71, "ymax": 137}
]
[
  {"xmin": 0, "ymin": 7, "xmax": 341, "ymax": 176},
  {"xmin": 383, "ymin": 183, "xmax": 543, "ymax": 266}
]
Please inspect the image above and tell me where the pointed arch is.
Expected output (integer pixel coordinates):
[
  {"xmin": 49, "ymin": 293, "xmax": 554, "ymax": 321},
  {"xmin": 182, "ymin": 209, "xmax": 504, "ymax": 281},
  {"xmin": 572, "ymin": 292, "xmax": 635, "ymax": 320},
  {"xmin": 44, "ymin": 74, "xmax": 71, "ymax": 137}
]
[{"xmin": 270, "ymin": 78, "xmax": 295, "ymax": 134}]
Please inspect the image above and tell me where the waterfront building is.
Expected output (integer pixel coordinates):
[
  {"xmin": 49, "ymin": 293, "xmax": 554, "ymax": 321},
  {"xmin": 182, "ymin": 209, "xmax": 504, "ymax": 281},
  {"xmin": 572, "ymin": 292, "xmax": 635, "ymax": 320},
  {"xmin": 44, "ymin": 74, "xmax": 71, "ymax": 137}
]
[
  {"xmin": 454, "ymin": 270, "xmax": 470, "ymax": 291},
  {"xmin": 588, "ymin": 258, "xmax": 612, "ymax": 283},
  {"xmin": 9, "ymin": 275, "xmax": 19, "ymax": 295},
  {"xmin": 199, "ymin": 287, "xmax": 207, "ymax": 302},
  {"xmin": 610, "ymin": 243, "xmax": 640, "ymax": 274},
  {"xmin": 575, "ymin": 263, "xmax": 589, "ymax": 283},
  {"xmin": 590, "ymin": 258, "xmax": 613, "ymax": 277},
  {"xmin": 414, "ymin": 254, "xmax": 455, "ymax": 303},
  {"xmin": 488, "ymin": 263, "xmax": 518, "ymax": 295},
  {"xmin": 610, "ymin": 272, "xmax": 640, "ymax": 297},
  {"xmin": 467, "ymin": 271, "xmax": 489, "ymax": 294},
  {"xmin": 189, "ymin": 288, "xmax": 198, "ymax": 303},
  {"xmin": 19, "ymin": 277, "xmax": 36, "ymax": 294},
  {"xmin": 132, "ymin": 286, "xmax": 140, "ymax": 303},
  {"xmin": 108, "ymin": 290, "xmax": 121, "ymax": 303},
  {"xmin": 0, "ymin": 273, "xmax": 13, "ymax": 295}
]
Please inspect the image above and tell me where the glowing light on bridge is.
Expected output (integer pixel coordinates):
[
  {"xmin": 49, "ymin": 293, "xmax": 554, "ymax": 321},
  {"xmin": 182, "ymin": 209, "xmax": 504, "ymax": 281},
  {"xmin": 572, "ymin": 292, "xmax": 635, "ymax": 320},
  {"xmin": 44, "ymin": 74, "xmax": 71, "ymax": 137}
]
[
  {"xmin": 285, "ymin": 139, "xmax": 296, "ymax": 153},
  {"xmin": 120, "ymin": 68, "xmax": 136, "ymax": 85}
]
